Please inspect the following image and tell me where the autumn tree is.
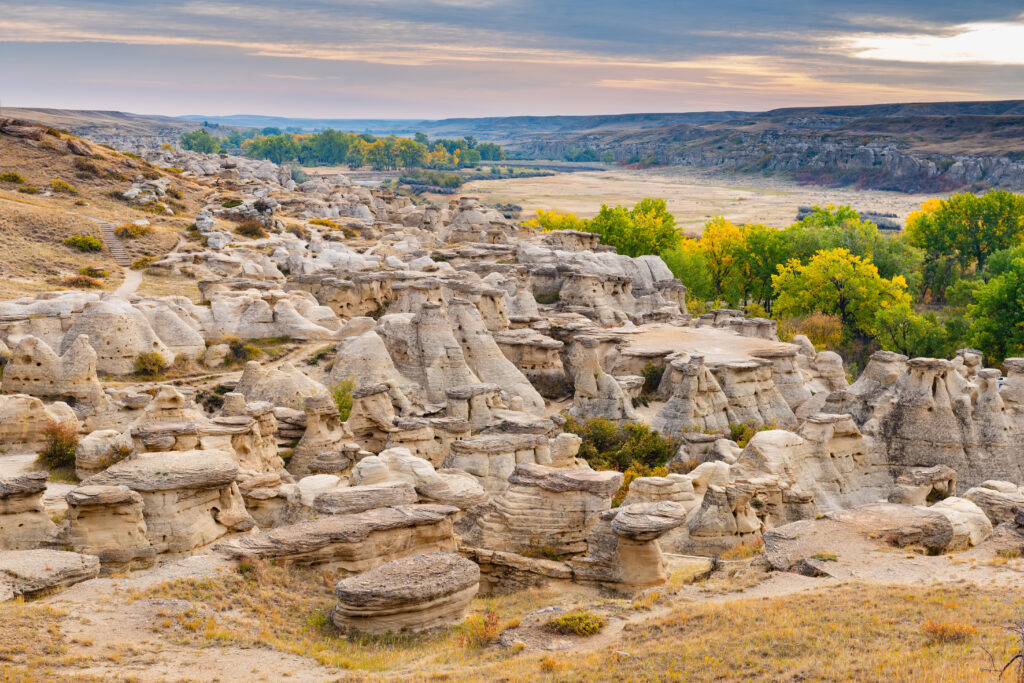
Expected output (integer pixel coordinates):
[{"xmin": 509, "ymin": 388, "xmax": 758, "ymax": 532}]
[
  {"xmin": 772, "ymin": 248, "xmax": 911, "ymax": 338},
  {"xmin": 906, "ymin": 191, "xmax": 1024, "ymax": 271},
  {"xmin": 587, "ymin": 198, "xmax": 681, "ymax": 258}
]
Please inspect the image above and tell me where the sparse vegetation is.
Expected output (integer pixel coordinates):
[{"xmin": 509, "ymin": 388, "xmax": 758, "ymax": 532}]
[
  {"xmin": 37, "ymin": 420, "xmax": 78, "ymax": 470},
  {"xmin": 212, "ymin": 335, "xmax": 262, "ymax": 364},
  {"xmin": 546, "ymin": 610, "xmax": 607, "ymax": 636},
  {"xmin": 0, "ymin": 171, "xmax": 25, "ymax": 184},
  {"xmin": 459, "ymin": 611, "xmax": 501, "ymax": 648},
  {"xmin": 114, "ymin": 223, "xmax": 153, "ymax": 239},
  {"xmin": 49, "ymin": 179, "xmax": 79, "ymax": 195},
  {"xmin": 131, "ymin": 256, "xmax": 155, "ymax": 270},
  {"xmin": 564, "ymin": 416, "xmax": 678, "ymax": 472},
  {"xmin": 61, "ymin": 274, "xmax": 103, "ymax": 289},
  {"xmin": 63, "ymin": 234, "xmax": 103, "ymax": 252},
  {"xmin": 921, "ymin": 619, "xmax": 977, "ymax": 644},
  {"xmin": 133, "ymin": 351, "xmax": 168, "ymax": 378},
  {"xmin": 330, "ymin": 379, "xmax": 355, "ymax": 421},
  {"xmin": 17, "ymin": 185, "xmax": 40, "ymax": 194},
  {"xmin": 234, "ymin": 220, "xmax": 268, "ymax": 238},
  {"xmin": 720, "ymin": 538, "xmax": 765, "ymax": 561},
  {"xmin": 78, "ymin": 266, "xmax": 109, "ymax": 278}
]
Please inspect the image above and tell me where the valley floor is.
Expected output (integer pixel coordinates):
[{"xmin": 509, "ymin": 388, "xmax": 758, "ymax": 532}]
[{"xmin": 435, "ymin": 166, "xmax": 941, "ymax": 235}]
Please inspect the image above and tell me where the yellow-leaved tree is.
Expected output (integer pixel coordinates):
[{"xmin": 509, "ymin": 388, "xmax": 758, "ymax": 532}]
[{"xmin": 771, "ymin": 248, "xmax": 911, "ymax": 338}]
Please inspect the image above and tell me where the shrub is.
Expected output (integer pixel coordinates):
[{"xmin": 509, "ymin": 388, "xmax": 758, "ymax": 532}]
[
  {"xmin": 459, "ymin": 611, "xmax": 501, "ymax": 648},
  {"xmin": 115, "ymin": 223, "xmax": 152, "ymax": 239},
  {"xmin": 331, "ymin": 379, "xmax": 355, "ymax": 421},
  {"xmin": 213, "ymin": 335, "xmax": 261, "ymax": 364},
  {"xmin": 133, "ymin": 351, "xmax": 168, "ymax": 378},
  {"xmin": 641, "ymin": 361, "xmax": 665, "ymax": 396},
  {"xmin": 235, "ymin": 220, "xmax": 268, "ymax": 238},
  {"xmin": 96, "ymin": 444, "xmax": 132, "ymax": 470},
  {"xmin": 17, "ymin": 185, "xmax": 41, "ymax": 194},
  {"xmin": 49, "ymin": 179, "xmax": 79, "ymax": 195},
  {"xmin": 921, "ymin": 619, "xmax": 976, "ymax": 644},
  {"xmin": 63, "ymin": 234, "xmax": 103, "ymax": 252},
  {"xmin": 78, "ymin": 266, "xmax": 109, "ymax": 278},
  {"xmin": 222, "ymin": 199, "xmax": 243, "ymax": 208},
  {"xmin": 565, "ymin": 416, "xmax": 678, "ymax": 472},
  {"xmin": 62, "ymin": 274, "xmax": 102, "ymax": 289},
  {"xmin": 546, "ymin": 610, "xmax": 607, "ymax": 636},
  {"xmin": 777, "ymin": 312, "xmax": 843, "ymax": 350},
  {"xmin": 73, "ymin": 158, "xmax": 101, "ymax": 177},
  {"xmin": 309, "ymin": 218, "xmax": 339, "ymax": 229},
  {"xmin": 727, "ymin": 422, "xmax": 774, "ymax": 448},
  {"xmin": 534, "ymin": 291, "xmax": 560, "ymax": 305},
  {"xmin": 0, "ymin": 171, "xmax": 25, "ymax": 184},
  {"xmin": 720, "ymin": 538, "xmax": 765, "ymax": 561},
  {"xmin": 37, "ymin": 421, "xmax": 78, "ymax": 470},
  {"xmin": 614, "ymin": 462, "xmax": 669, "ymax": 506}
]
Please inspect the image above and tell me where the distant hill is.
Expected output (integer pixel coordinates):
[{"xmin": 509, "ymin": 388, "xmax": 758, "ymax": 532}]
[{"xmin": 11, "ymin": 101, "xmax": 1024, "ymax": 192}]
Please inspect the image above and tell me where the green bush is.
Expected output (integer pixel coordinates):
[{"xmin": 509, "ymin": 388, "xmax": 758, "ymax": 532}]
[
  {"xmin": 213, "ymin": 335, "xmax": 261, "ymax": 364},
  {"xmin": 115, "ymin": 223, "xmax": 152, "ymax": 239},
  {"xmin": 546, "ymin": 610, "xmax": 607, "ymax": 636},
  {"xmin": 564, "ymin": 416, "xmax": 677, "ymax": 472},
  {"xmin": 235, "ymin": 220, "xmax": 268, "ymax": 238},
  {"xmin": 37, "ymin": 421, "xmax": 78, "ymax": 470},
  {"xmin": 63, "ymin": 234, "xmax": 103, "ymax": 252},
  {"xmin": 49, "ymin": 179, "xmax": 80, "ymax": 195},
  {"xmin": 133, "ymin": 351, "xmax": 168, "ymax": 378},
  {"xmin": 17, "ymin": 185, "xmax": 40, "ymax": 194},
  {"xmin": 0, "ymin": 171, "xmax": 25, "ymax": 184},
  {"xmin": 130, "ymin": 256, "xmax": 155, "ymax": 270},
  {"xmin": 331, "ymin": 379, "xmax": 355, "ymax": 421},
  {"xmin": 221, "ymin": 199, "xmax": 243, "ymax": 208},
  {"xmin": 641, "ymin": 361, "xmax": 665, "ymax": 396},
  {"xmin": 78, "ymin": 266, "xmax": 109, "ymax": 278},
  {"xmin": 727, "ymin": 422, "xmax": 774, "ymax": 448}
]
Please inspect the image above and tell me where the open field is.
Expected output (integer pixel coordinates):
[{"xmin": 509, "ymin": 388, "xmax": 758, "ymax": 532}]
[{"xmin": 437, "ymin": 167, "xmax": 940, "ymax": 235}]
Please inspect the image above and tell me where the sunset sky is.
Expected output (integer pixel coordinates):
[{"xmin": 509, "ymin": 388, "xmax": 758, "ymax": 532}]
[{"xmin": 1, "ymin": 0, "xmax": 1022, "ymax": 118}]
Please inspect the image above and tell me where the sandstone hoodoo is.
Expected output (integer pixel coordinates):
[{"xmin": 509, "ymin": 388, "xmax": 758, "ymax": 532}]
[{"xmin": 3, "ymin": 100, "xmax": 1024, "ymax": 680}]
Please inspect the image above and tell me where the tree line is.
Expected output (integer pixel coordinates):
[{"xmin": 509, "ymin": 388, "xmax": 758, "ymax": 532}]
[
  {"xmin": 179, "ymin": 127, "xmax": 505, "ymax": 171},
  {"xmin": 527, "ymin": 190, "xmax": 1024, "ymax": 371}
]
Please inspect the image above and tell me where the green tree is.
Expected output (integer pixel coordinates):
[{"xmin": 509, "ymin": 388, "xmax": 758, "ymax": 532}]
[
  {"xmin": 587, "ymin": 198, "xmax": 681, "ymax": 258},
  {"xmin": 772, "ymin": 248, "xmax": 912, "ymax": 338},
  {"xmin": 180, "ymin": 128, "xmax": 221, "ymax": 154},
  {"xmin": 969, "ymin": 256, "xmax": 1024, "ymax": 363},
  {"xmin": 906, "ymin": 191, "xmax": 1024, "ymax": 271},
  {"xmin": 872, "ymin": 306, "xmax": 951, "ymax": 358}
]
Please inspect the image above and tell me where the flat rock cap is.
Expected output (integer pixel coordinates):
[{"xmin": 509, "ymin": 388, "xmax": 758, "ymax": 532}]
[{"xmin": 334, "ymin": 551, "xmax": 479, "ymax": 609}]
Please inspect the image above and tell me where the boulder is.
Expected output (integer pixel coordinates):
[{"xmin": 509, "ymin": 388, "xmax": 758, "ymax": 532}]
[
  {"xmin": 331, "ymin": 552, "xmax": 480, "ymax": 634},
  {"xmin": 0, "ymin": 550, "xmax": 100, "ymax": 601}
]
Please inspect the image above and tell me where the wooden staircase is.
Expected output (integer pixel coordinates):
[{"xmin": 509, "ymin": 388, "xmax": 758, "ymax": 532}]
[{"xmin": 98, "ymin": 221, "xmax": 131, "ymax": 267}]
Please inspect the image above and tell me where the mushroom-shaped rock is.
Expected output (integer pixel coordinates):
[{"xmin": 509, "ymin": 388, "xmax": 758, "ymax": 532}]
[
  {"xmin": 569, "ymin": 502, "xmax": 688, "ymax": 590},
  {"xmin": 0, "ymin": 472, "xmax": 58, "ymax": 550},
  {"xmin": 82, "ymin": 450, "xmax": 253, "ymax": 553},
  {"xmin": 331, "ymin": 552, "xmax": 480, "ymax": 634},
  {"xmin": 65, "ymin": 485, "xmax": 155, "ymax": 572}
]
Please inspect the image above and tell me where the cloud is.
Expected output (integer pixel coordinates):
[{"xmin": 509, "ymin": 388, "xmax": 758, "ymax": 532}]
[{"xmin": 843, "ymin": 15, "xmax": 1024, "ymax": 65}]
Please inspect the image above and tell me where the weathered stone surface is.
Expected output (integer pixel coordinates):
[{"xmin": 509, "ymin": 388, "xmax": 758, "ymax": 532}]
[
  {"xmin": 215, "ymin": 504, "xmax": 459, "ymax": 570},
  {"xmin": 65, "ymin": 485, "xmax": 155, "ymax": 572},
  {"xmin": 0, "ymin": 472, "xmax": 58, "ymax": 550},
  {"xmin": 0, "ymin": 394, "xmax": 77, "ymax": 453},
  {"xmin": 82, "ymin": 450, "xmax": 253, "ymax": 553},
  {"xmin": 331, "ymin": 552, "xmax": 479, "ymax": 634},
  {"xmin": 312, "ymin": 481, "xmax": 418, "ymax": 515},
  {"xmin": 0, "ymin": 550, "xmax": 100, "ymax": 601},
  {"xmin": 926, "ymin": 496, "xmax": 992, "ymax": 550},
  {"xmin": 963, "ymin": 481, "xmax": 1024, "ymax": 525},
  {"xmin": 288, "ymin": 394, "xmax": 353, "ymax": 478}
]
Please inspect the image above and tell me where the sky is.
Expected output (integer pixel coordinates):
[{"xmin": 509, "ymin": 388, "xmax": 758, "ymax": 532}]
[{"xmin": 1, "ymin": 0, "xmax": 1022, "ymax": 119}]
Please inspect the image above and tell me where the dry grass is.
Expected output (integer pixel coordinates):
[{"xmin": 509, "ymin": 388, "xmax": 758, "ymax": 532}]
[
  {"xmin": 132, "ymin": 560, "xmax": 558, "ymax": 676},
  {"xmin": 414, "ymin": 584, "xmax": 1024, "ymax": 682},
  {"xmin": 0, "ymin": 599, "xmax": 102, "ymax": 681},
  {"xmin": 136, "ymin": 272, "xmax": 202, "ymax": 302}
]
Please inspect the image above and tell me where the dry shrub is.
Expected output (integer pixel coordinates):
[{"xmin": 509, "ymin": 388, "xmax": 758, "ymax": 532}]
[
  {"xmin": 49, "ymin": 179, "xmax": 80, "ymax": 195},
  {"xmin": 331, "ymin": 379, "xmax": 355, "ymax": 421},
  {"xmin": 115, "ymin": 223, "xmax": 153, "ymax": 239},
  {"xmin": 921, "ymin": 619, "xmax": 976, "ymax": 644},
  {"xmin": 720, "ymin": 538, "xmax": 765, "ymax": 561},
  {"xmin": 133, "ymin": 351, "xmax": 168, "ymax": 378},
  {"xmin": 37, "ymin": 420, "xmax": 78, "ymax": 469},
  {"xmin": 777, "ymin": 312, "xmax": 843, "ymax": 350},
  {"xmin": 62, "ymin": 274, "xmax": 102, "ymax": 289},
  {"xmin": 235, "ymin": 220, "xmax": 268, "ymax": 238},
  {"xmin": 213, "ymin": 335, "xmax": 261, "ymax": 364},
  {"xmin": 0, "ymin": 171, "xmax": 25, "ymax": 183},
  {"xmin": 459, "ymin": 611, "xmax": 500, "ymax": 648}
]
